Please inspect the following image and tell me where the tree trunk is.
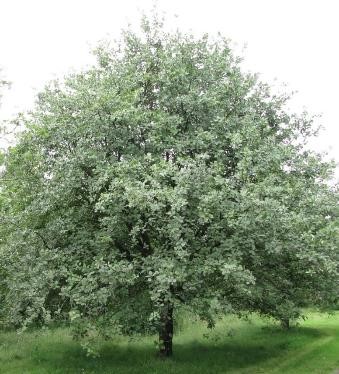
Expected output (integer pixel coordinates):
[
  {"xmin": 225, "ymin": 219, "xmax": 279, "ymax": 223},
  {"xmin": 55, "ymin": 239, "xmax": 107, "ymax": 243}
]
[
  {"xmin": 159, "ymin": 303, "xmax": 173, "ymax": 357},
  {"xmin": 281, "ymin": 318, "xmax": 290, "ymax": 329}
]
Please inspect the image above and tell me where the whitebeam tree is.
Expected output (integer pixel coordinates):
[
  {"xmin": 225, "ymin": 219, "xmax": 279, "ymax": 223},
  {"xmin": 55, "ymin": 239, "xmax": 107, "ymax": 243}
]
[{"xmin": 0, "ymin": 16, "xmax": 338, "ymax": 357}]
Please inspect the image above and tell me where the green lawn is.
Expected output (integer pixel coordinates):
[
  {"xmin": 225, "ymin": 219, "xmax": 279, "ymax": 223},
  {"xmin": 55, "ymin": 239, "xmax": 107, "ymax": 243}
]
[{"xmin": 0, "ymin": 311, "xmax": 338, "ymax": 373}]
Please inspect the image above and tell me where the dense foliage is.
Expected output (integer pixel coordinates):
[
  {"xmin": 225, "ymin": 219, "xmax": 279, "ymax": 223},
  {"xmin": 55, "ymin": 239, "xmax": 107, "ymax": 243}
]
[{"xmin": 0, "ymin": 17, "xmax": 338, "ymax": 356}]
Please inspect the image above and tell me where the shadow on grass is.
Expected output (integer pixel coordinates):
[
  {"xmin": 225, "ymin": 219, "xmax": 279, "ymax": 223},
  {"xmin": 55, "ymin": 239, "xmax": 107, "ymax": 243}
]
[
  {"xmin": 258, "ymin": 325, "xmax": 326, "ymax": 338},
  {"xmin": 24, "ymin": 326, "xmax": 327, "ymax": 374}
]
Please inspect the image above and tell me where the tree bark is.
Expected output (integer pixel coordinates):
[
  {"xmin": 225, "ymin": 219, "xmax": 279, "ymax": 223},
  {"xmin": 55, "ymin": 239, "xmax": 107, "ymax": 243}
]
[
  {"xmin": 281, "ymin": 318, "xmax": 290, "ymax": 329},
  {"xmin": 159, "ymin": 303, "xmax": 173, "ymax": 357}
]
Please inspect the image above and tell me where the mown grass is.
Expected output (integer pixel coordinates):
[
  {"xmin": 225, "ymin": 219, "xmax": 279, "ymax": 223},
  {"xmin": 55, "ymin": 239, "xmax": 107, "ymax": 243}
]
[{"xmin": 0, "ymin": 311, "xmax": 338, "ymax": 373}]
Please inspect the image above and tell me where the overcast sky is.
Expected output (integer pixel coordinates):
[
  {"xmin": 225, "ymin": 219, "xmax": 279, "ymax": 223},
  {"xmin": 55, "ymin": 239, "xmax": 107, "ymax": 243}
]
[{"xmin": 0, "ymin": 0, "xmax": 338, "ymax": 178}]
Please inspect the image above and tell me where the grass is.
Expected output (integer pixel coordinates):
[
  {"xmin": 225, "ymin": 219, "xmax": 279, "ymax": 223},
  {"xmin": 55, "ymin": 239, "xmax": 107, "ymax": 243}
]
[{"xmin": 0, "ymin": 311, "xmax": 338, "ymax": 373}]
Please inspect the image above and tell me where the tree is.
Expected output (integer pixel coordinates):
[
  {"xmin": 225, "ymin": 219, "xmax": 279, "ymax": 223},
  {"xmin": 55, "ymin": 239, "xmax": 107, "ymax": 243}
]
[{"xmin": 0, "ymin": 16, "xmax": 338, "ymax": 356}]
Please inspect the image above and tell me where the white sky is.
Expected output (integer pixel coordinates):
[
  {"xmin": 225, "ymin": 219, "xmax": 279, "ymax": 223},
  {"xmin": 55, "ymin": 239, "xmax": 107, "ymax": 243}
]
[{"xmin": 0, "ymin": 0, "xmax": 338, "ymax": 179}]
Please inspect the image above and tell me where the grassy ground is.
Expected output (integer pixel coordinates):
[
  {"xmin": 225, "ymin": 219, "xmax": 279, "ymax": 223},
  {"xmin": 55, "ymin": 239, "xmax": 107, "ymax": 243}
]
[{"xmin": 0, "ymin": 311, "xmax": 338, "ymax": 373}]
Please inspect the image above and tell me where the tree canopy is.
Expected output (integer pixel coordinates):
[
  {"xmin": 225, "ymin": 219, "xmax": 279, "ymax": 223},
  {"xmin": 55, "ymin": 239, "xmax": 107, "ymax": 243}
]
[{"xmin": 0, "ymin": 17, "xmax": 338, "ymax": 356}]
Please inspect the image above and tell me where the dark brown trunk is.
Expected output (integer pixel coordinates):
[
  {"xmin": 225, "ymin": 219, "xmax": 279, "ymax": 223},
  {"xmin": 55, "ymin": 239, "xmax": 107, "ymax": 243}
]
[
  {"xmin": 281, "ymin": 318, "xmax": 290, "ymax": 329},
  {"xmin": 159, "ymin": 304, "xmax": 173, "ymax": 357}
]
